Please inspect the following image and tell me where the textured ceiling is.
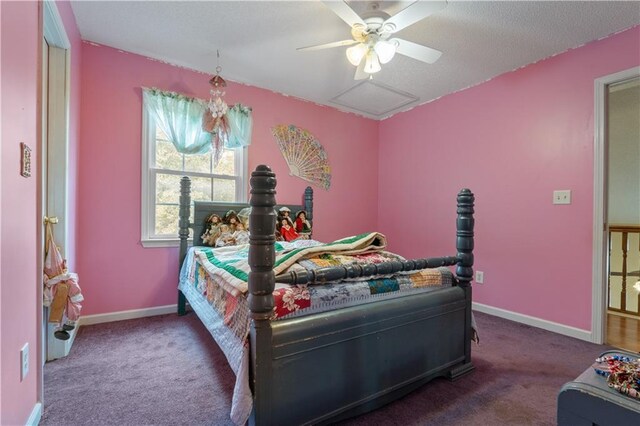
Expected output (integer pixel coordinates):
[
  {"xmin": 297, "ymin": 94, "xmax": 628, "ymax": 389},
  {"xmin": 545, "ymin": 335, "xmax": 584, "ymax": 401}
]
[{"xmin": 70, "ymin": 1, "xmax": 640, "ymax": 119}]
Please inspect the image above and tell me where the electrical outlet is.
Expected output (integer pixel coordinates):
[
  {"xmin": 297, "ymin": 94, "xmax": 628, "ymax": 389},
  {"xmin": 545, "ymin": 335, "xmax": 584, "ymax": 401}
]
[
  {"xmin": 553, "ymin": 190, "xmax": 571, "ymax": 205},
  {"xmin": 20, "ymin": 343, "xmax": 29, "ymax": 381},
  {"xmin": 475, "ymin": 271, "xmax": 484, "ymax": 284}
]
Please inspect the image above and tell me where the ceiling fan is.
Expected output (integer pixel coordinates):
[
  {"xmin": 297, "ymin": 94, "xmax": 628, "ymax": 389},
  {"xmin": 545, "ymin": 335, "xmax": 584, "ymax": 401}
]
[{"xmin": 298, "ymin": 1, "xmax": 447, "ymax": 80}]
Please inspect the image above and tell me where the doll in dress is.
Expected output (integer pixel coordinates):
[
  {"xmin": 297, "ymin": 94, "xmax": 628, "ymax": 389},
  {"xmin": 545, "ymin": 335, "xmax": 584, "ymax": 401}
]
[
  {"xmin": 278, "ymin": 206, "xmax": 295, "ymax": 227},
  {"xmin": 215, "ymin": 224, "xmax": 233, "ymax": 247},
  {"xmin": 201, "ymin": 213, "xmax": 222, "ymax": 246},
  {"xmin": 232, "ymin": 221, "xmax": 250, "ymax": 245},
  {"xmin": 294, "ymin": 210, "xmax": 312, "ymax": 234},
  {"xmin": 224, "ymin": 210, "xmax": 240, "ymax": 230},
  {"xmin": 215, "ymin": 210, "xmax": 246, "ymax": 247},
  {"xmin": 278, "ymin": 217, "xmax": 300, "ymax": 242}
]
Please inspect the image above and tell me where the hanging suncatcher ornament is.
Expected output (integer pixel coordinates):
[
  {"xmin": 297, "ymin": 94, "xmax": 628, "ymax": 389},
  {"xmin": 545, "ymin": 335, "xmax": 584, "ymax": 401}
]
[{"xmin": 202, "ymin": 50, "xmax": 229, "ymax": 161}]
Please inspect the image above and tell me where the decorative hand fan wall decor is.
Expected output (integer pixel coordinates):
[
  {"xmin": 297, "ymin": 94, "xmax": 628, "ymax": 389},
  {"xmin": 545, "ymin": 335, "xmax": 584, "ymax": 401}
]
[{"xmin": 272, "ymin": 124, "xmax": 331, "ymax": 190}]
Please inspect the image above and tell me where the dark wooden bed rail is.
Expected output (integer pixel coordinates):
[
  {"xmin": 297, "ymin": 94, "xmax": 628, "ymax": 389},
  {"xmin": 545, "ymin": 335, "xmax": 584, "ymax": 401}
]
[
  {"xmin": 247, "ymin": 164, "xmax": 475, "ymax": 314},
  {"xmin": 274, "ymin": 256, "xmax": 459, "ymax": 285}
]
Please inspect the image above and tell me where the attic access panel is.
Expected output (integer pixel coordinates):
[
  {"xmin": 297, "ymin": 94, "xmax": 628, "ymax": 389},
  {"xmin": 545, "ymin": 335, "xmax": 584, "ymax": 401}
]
[{"xmin": 330, "ymin": 80, "xmax": 419, "ymax": 118}]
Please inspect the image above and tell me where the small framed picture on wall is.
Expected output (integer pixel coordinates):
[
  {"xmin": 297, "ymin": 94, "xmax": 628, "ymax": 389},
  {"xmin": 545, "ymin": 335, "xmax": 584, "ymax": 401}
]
[{"xmin": 21, "ymin": 142, "xmax": 31, "ymax": 178}]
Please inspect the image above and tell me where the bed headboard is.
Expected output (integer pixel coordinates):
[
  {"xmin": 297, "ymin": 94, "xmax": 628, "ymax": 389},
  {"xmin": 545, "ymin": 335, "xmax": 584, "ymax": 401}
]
[{"xmin": 178, "ymin": 176, "xmax": 313, "ymax": 264}]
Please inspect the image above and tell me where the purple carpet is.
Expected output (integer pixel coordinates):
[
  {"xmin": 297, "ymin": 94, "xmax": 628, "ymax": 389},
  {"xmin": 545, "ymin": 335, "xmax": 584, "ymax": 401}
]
[{"xmin": 42, "ymin": 311, "xmax": 612, "ymax": 425}]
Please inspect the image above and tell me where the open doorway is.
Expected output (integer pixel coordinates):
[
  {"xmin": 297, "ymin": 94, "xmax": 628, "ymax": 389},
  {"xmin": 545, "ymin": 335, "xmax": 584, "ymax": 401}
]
[
  {"xmin": 592, "ymin": 67, "xmax": 640, "ymax": 350},
  {"xmin": 605, "ymin": 77, "xmax": 640, "ymax": 352}
]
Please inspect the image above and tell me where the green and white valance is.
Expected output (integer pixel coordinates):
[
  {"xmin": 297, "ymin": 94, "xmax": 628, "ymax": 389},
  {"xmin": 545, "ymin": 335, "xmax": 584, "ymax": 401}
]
[{"xmin": 142, "ymin": 88, "xmax": 252, "ymax": 160}]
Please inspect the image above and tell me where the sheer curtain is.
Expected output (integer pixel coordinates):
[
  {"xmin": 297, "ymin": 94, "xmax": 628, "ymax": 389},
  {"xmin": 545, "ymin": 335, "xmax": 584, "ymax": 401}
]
[
  {"xmin": 143, "ymin": 88, "xmax": 253, "ymax": 156},
  {"xmin": 226, "ymin": 104, "xmax": 253, "ymax": 149},
  {"xmin": 143, "ymin": 88, "xmax": 212, "ymax": 155}
]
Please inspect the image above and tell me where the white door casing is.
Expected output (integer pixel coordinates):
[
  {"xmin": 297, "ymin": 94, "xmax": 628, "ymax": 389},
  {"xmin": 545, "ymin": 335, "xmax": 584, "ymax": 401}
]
[
  {"xmin": 41, "ymin": 0, "xmax": 72, "ymax": 406},
  {"xmin": 592, "ymin": 66, "xmax": 640, "ymax": 344}
]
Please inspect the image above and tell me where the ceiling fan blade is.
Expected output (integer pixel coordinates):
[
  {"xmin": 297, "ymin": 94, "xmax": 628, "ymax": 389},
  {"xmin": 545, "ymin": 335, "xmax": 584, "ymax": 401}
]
[
  {"xmin": 354, "ymin": 59, "xmax": 368, "ymax": 80},
  {"xmin": 297, "ymin": 39, "xmax": 359, "ymax": 51},
  {"xmin": 323, "ymin": 1, "xmax": 366, "ymax": 28},
  {"xmin": 392, "ymin": 38, "xmax": 442, "ymax": 64},
  {"xmin": 383, "ymin": 0, "xmax": 447, "ymax": 33}
]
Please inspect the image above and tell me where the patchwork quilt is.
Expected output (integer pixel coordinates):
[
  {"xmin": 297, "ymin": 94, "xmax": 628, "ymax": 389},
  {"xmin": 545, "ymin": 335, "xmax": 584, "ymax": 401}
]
[{"xmin": 179, "ymin": 234, "xmax": 453, "ymax": 425}]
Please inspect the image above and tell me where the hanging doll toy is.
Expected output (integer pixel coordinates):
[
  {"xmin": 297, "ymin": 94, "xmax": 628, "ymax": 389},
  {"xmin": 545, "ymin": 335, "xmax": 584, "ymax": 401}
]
[
  {"xmin": 201, "ymin": 213, "xmax": 222, "ymax": 246},
  {"xmin": 43, "ymin": 220, "xmax": 84, "ymax": 340}
]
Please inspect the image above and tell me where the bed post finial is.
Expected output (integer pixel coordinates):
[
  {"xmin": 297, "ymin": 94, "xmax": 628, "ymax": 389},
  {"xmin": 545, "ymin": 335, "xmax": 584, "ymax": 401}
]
[
  {"xmin": 248, "ymin": 165, "xmax": 277, "ymax": 320},
  {"xmin": 455, "ymin": 188, "xmax": 474, "ymax": 286}
]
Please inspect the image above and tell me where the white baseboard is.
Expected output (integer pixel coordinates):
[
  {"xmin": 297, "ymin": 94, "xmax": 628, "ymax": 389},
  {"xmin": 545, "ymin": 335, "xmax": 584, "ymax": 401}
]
[
  {"xmin": 79, "ymin": 304, "xmax": 177, "ymax": 326},
  {"xmin": 473, "ymin": 302, "xmax": 592, "ymax": 342},
  {"xmin": 26, "ymin": 402, "xmax": 42, "ymax": 426}
]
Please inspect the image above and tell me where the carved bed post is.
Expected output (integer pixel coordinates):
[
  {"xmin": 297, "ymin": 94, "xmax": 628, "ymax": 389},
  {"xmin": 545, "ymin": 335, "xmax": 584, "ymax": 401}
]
[
  {"xmin": 177, "ymin": 176, "xmax": 191, "ymax": 316},
  {"xmin": 456, "ymin": 188, "xmax": 474, "ymax": 286},
  {"xmin": 304, "ymin": 186, "xmax": 313, "ymax": 226},
  {"xmin": 248, "ymin": 165, "xmax": 277, "ymax": 425},
  {"xmin": 455, "ymin": 188, "xmax": 475, "ymax": 373}
]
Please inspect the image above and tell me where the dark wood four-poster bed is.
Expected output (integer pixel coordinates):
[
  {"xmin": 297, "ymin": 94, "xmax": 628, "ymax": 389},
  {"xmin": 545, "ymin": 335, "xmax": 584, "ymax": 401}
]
[{"xmin": 177, "ymin": 165, "xmax": 476, "ymax": 426}]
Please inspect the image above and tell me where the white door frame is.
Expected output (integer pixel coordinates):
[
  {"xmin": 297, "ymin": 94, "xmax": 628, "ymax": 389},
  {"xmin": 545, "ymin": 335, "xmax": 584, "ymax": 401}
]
[
  {"xmin": 40, "ymin": 0, "xmax": 71, "ymax": 406},
  {"xmin": 591, "ymin": 66, "xmax": 640, "ymax": 344}
]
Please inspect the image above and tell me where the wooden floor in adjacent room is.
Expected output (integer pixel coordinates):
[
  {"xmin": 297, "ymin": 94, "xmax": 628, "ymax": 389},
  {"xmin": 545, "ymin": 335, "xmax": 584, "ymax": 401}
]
[{"xmin": 607, "ymin": 313, "xmax": 640, "ymax": 353}]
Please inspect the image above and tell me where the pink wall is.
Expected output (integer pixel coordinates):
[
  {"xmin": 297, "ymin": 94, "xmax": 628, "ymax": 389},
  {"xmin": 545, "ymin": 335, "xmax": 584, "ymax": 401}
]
[
  {"xmin": 378, "ymin": 26, "xmax": 640, "ymax": 331},
  {"xmin": 0, "ymin": 1, "xmax": 82, "ymax": 423},
  {"xmin": 77, "ymin": 43, "xmax": 379, "ymax": 315},
  {"xmin": 1, "ymin": 2, "xmax": 40, "ymax": 424}
]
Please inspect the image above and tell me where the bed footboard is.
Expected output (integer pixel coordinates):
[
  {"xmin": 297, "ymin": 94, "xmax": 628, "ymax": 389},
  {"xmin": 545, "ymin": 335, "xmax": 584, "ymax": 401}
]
[{"xmin": 247, "ymin": 165, "xmax": 475, "ymax": 425}]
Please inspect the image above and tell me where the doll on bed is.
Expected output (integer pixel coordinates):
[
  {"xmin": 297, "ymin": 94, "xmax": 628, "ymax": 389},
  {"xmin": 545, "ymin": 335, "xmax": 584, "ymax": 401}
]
[
  {"xmin": 201, "ymin": 213, "xmax": 222, "ymax": 246},
  {"xmin": 215, "ymin": 224, "xmax": 233, "ymax": 247},
  {"xmin": 294, "ymin": 210, "xmax": 312, "ymax": 234},
  {"xmin": 232, "ymin": 221, "xmax": 249, "ymax": 245},
  {"xmin": 278, "ymin": 206, "xmax": 295, "ymax": 228},
  {"xmin": 277, "ymin": 217, "xmax": 300, "ymax": 242},
  {"xmin": 224, "ymin": 210, "xmax": 240, "ymax": 228},
  {"xmin": 215, "ymin": 210, "xmax": 250, "ymax": 247}
]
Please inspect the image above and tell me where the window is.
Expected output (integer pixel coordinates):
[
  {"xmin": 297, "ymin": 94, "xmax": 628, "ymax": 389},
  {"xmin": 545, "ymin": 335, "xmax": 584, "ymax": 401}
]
[{"xmin": 141, "ymin": 106, "xmax": 247, "ymax": 247}]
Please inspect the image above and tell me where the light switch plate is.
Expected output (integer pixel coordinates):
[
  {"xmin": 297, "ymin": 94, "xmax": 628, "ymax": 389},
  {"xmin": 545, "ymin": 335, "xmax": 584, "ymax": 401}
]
[{"xmin": 20, "ymin": 343, "xmax": 29, "ymax": 381}]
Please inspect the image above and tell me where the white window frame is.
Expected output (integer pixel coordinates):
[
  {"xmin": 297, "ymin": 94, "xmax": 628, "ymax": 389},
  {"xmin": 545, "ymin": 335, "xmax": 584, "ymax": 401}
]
[{"xmin": 141, "ymin": 104, "xmax": 248, "ymax": 248}]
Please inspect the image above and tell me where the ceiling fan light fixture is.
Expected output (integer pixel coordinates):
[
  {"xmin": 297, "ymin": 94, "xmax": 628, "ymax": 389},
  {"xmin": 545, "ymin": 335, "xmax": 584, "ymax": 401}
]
[
  {"xmin": 346, "ymin": 43, "xmax": 368, "ymax": 66},
  {"xmin": 374, "ymin": 40, "xmax": 397, "ymax": 64},
  {"xmin": 363, "ymin": 50, "xmax": 381, "ymax": 74}
]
